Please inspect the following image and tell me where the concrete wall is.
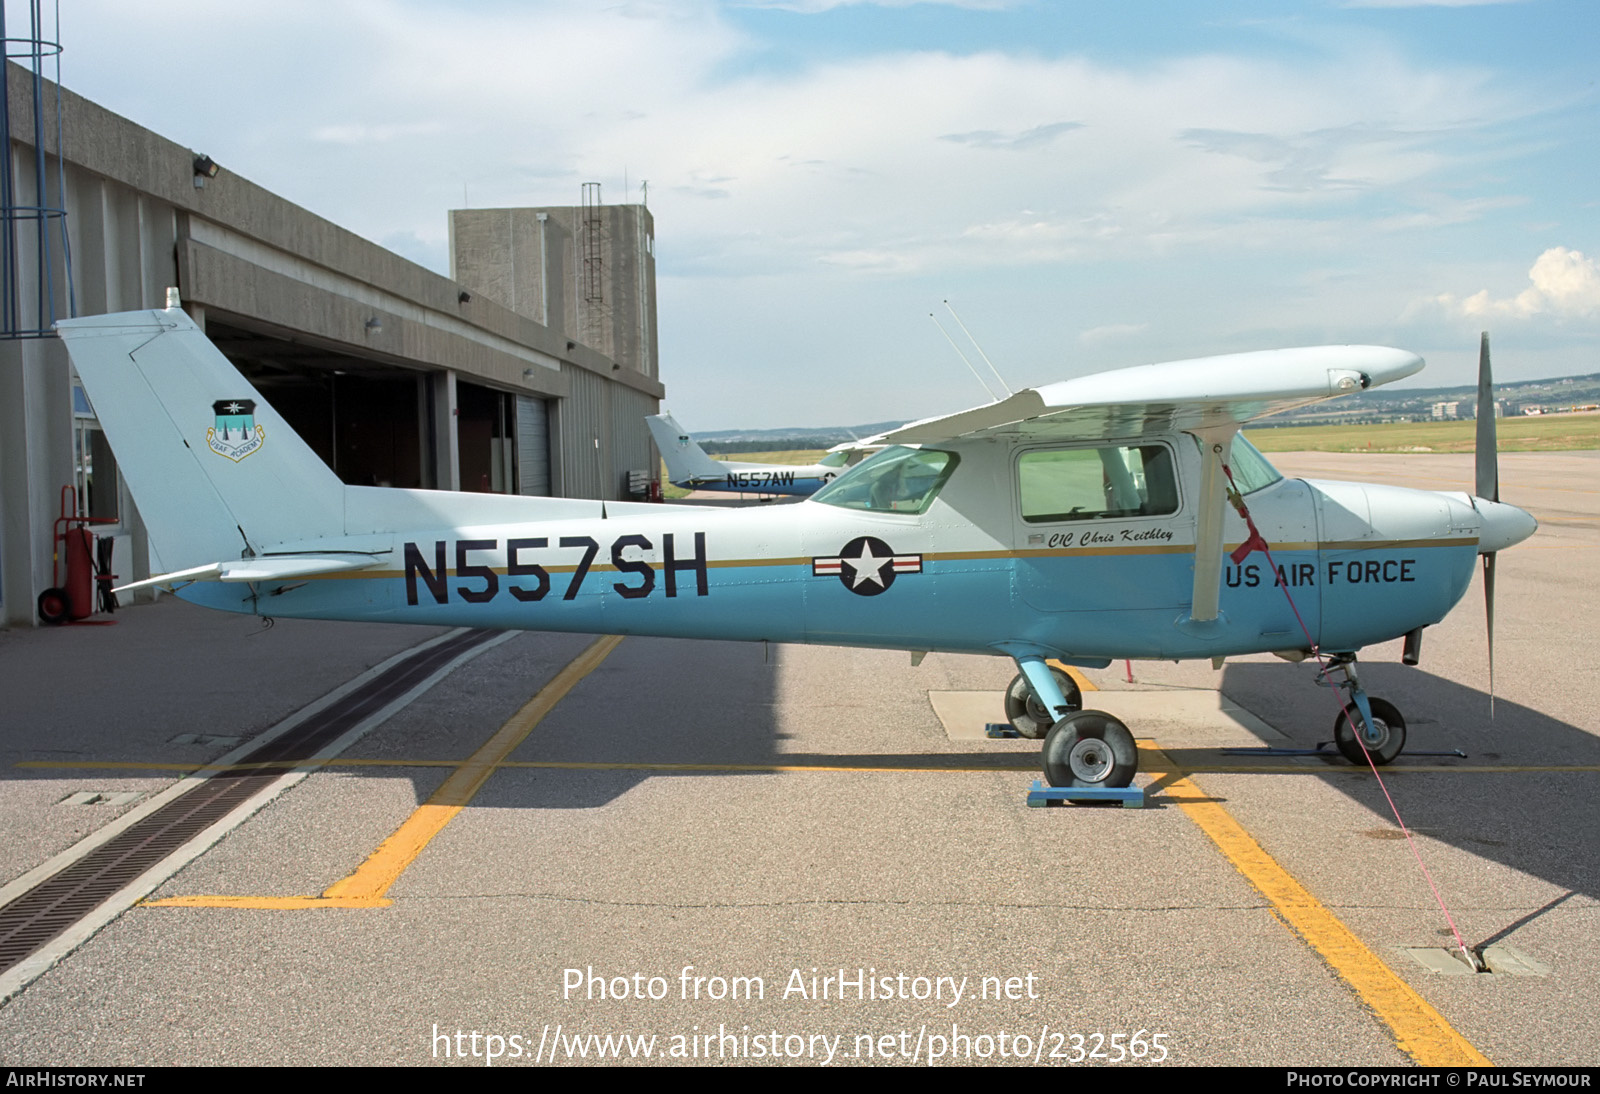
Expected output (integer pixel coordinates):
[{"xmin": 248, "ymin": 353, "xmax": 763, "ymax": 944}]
[{"xmin": 450, "ymin": 203, "xmax": 658, "ymax": 379}]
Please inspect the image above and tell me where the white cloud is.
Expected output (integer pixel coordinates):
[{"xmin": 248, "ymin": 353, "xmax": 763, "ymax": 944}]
[{"xmin": 1433, "ymin": 247, "xmax": 1600, "ymax": 320}]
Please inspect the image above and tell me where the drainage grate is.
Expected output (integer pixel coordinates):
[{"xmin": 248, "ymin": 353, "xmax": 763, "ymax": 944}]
[{"xmin": 0, "ymin": 628, "xmax": 497, "ymax": 977}]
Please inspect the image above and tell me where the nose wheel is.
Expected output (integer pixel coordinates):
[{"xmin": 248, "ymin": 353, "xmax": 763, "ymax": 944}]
[
  {"xmin": 1333, "ymin": 696, "xmax": 1407, "ymax": 766},
  {"xmin": 1318, "ymin": 655, "xmax": 1407, "ymax": 766}
]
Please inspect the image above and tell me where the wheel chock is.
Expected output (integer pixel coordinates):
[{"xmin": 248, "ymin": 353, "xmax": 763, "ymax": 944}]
[
  {"xmin": 986, "ymin": 722, "xmax": 1021, "ymax": 738},
  {"xmin": 1026, "ymin": 780, "xmax": 1144, "ymax": 808}
]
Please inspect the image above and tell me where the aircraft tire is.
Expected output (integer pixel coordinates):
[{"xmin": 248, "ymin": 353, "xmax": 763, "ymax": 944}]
[
  {"xmin": 1005, "ymin": 668, "xmax": 1083, "ymax": 740},
  {"xmin": 1042, "ymin": 711, "xmax": 1137, "ymax": 788},
  {"xmin": 1333, "ymin": 698, "xmax": 1406, "ymax": 766}
]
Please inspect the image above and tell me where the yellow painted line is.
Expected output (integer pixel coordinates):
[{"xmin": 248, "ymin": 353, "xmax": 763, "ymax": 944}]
[
  {"xmin": 1142, "ymin": 743, "xmax": 1492, "ymax": 1067},
  {"xmin": 145, "ymin": 634, "xmax": 625, "ymax": 911},
  {"xmin": 490, "ymin": 760, "xmax": 1038, "ymax": 774}
]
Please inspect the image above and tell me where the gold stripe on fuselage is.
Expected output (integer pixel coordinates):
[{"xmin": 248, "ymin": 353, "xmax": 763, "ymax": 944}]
[{"xmin": 302, "ymin": 536, "xmax": 1479, "ymax": 580}]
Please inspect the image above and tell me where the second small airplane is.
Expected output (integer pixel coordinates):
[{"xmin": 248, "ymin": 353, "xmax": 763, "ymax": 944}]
[{"xmin": 646, "ymin": 412, "xmax": 856, "ymax": 498}]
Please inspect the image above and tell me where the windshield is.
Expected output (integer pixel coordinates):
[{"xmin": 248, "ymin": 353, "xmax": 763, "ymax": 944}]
[
  {"xmin": 818, "ymin": 450, "xmax": 850, "ymax": 468},
  {"xmin": 1229, "ymin": 433, "xmax": 1282, "ymax": 495},
  {"xmin": 812, "ymin": 446, "xmax": 959, "ymax": 514}
]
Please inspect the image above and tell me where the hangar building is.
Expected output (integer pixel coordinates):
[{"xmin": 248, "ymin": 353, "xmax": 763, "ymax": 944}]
[{"xmin": 0, "ymin": 61, "xmax": 665, "ymax": 626}]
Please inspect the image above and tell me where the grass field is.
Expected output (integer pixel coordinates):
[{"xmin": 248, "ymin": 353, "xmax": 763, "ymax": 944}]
[{"xmin": 1245, "ymin": 413, "xmax": 1600, "ymax": 453}]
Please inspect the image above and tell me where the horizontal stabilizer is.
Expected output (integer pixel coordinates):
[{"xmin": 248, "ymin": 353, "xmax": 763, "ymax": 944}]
[{"xmin": 114, "ymin": 554, "xmax": 382, "ymax": 594}]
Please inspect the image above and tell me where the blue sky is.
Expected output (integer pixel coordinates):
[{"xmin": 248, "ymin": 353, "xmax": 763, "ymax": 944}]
[{"xmin": 26, "ymin": 0, "xmax": 1600, "ymax": 428}]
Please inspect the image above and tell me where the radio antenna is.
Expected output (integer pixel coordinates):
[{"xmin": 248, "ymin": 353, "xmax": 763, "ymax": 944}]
[
  {"xmin": 944, "ymin": 300, "xmax": 1012, "ymax": 396},
  {"xmin": 930, "ymin": 312, "xmax": 1001, "ymax": 401}
]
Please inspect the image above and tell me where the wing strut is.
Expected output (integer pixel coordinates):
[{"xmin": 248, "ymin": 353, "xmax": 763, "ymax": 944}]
[{"xmin": 1185, "ymin": 424, "xmax": 1240, "ymax": 624}]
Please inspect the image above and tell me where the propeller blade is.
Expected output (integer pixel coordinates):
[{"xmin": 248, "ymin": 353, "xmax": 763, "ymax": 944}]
[
  {"xmin": 1475, "ymin": 331, "xmax": 1499, "ymax": 717},
  {"xmin": 1483, "ymin": 551, "xmax": 1496, "ymax": 718},
  {"xmin": 1475, "ymin": 331, "xmax": 1498, "ymax": 503}
]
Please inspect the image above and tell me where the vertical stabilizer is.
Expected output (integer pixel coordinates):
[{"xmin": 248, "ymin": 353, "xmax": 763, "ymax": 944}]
[
  {"xmin": 56, "ymin": 307, "xmax": 345, "ymax": 570},
  {"xmin": 646, "ymin": 412, "xmax": 730, "ymax": 484}
]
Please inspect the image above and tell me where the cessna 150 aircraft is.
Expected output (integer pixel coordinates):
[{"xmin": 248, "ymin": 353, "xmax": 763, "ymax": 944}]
[
  {"xmin": 56, "ymin": 300, "xmax": 1536, "ymax": 790},
  {"xmin": 645, "ymin": 411, "xmax": 852, "ymax": 497}
]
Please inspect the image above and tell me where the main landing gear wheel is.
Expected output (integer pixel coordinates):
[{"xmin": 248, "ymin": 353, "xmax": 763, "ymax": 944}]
[
  {"xmin": 1333, "ymin": 697, "xmax": 1406, "ymax": 766},
  {"xmin": 1042, "ymin": 711, "xmax": 1137, "ymax": 789},
  {"xmin": 1005, "ymin": 668, "xmax": 1083, "ymax": 740}
]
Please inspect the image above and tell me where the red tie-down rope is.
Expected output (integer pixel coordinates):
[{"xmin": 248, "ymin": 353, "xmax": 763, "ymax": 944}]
[{"xmin": 1221, "ymin": 463, "xmax": 1478, "ymax": 971}]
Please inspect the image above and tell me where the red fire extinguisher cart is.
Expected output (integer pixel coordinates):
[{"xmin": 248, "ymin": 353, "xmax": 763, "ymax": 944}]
[{"xmin": 38, "ymin": 485, "xmax": 118, "ymax": 625}]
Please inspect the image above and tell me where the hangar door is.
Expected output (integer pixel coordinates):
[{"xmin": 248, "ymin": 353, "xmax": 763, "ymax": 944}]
[{"xmin": 517, "ymin": 396, "xmax": 551, "ymax": 496}]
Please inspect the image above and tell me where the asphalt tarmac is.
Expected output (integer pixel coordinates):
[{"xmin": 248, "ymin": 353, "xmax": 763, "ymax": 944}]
[{"xmin": 0, "ymin": 451, "xmax": 1593, "ymax": 1067}]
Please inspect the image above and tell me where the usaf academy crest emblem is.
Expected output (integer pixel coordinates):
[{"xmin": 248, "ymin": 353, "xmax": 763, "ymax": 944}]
[{"xmin": 207, "ymin": 399, "xmax": 265, "ymax": 462}]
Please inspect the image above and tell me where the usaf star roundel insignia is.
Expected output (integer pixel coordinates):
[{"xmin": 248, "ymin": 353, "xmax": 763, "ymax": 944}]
[{"xmin": 811, "ymin": 536, "xmax": 923, "ymax": 597}]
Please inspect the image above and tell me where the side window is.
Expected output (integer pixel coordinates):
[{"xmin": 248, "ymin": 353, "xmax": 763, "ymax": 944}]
[{"xmin": 1019, "ymin": 444, "xmax": 1178, "ymax": 524}]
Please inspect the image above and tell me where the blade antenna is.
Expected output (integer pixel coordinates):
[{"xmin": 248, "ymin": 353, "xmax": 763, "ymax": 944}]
[
  {"xmin": 944, "ymin": 299, "xmax": 1013, "ymax": 396},
  {"xmin": 1475, "ymin": 331, "xmax": 1498, "ymax": 718},
  {"xmin": 930, "ymin": 312, "xmax": 1000, "ymax": 401}
]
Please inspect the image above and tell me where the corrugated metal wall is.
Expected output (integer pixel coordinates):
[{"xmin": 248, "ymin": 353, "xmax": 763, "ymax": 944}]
[
  {"xmin": 609, "ymin": 381, "xmax": 658, "ymax": 496},
  {"xmin": 558, "ymin": 364, "xmax": 609, "ymax": 498},
  {"xmin": 554, "ymin": 364, "xmax": 658, "ymax": 500}
]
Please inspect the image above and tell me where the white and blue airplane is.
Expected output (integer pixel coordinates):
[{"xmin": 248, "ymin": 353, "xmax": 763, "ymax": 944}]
[
  {"xmin": 57, "ymin": 302, "xmax": 1536, "ymax": 789},
  {"xmin": 646, "ymin": 411, "xmax": 853, "ymax": 497}
]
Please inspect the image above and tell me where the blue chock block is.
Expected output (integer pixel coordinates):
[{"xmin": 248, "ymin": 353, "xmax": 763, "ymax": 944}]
[
  {"xmin": 985, "ymin": 722, "xmax": 1021, "ymax": 739},
  {"xmin": 1026, "ymin": 780, "xmax": 1145, "ymax": 809}
]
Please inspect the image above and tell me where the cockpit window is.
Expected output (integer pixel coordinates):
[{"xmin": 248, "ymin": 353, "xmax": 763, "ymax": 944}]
[
  {"xmin": 818, "ymin": 450, "xmax": 850, "ymax": 468},
  {"xmin": 812, "ymin": 445, "xmax": 958, "ymax": 514},
  {"xmin": 1227, "ymin": 433, "xmax": 1282, "ymax": 495},
  {"xmin": 1019, "ymin": 444, "xmax": 1179, "ymax": 523}
]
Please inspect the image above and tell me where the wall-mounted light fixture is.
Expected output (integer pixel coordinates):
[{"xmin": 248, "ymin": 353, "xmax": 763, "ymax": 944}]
[
  {"xmin": 458, "ymin": 290, "xmax": 471, "ymax": 304},
  {"xmin": 565, "ymin": 340, "xmax": 576, "ymax": 351},
  {"xmin": 193, "ymin": 154, "xmax": 220, "ymax": 189},
  {"xmin": 364, "ymin": 317, "xmax": 383, "ymax": 335}
]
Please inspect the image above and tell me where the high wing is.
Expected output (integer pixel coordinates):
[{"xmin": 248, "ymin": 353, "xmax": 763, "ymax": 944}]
[
  {"xmin": 873, "ymin": 345, "xmax": 1423, "ymax": 446},
  {"xmin": 868, "ymin": 345, "xmax": 1425, "ymax": 626}
]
